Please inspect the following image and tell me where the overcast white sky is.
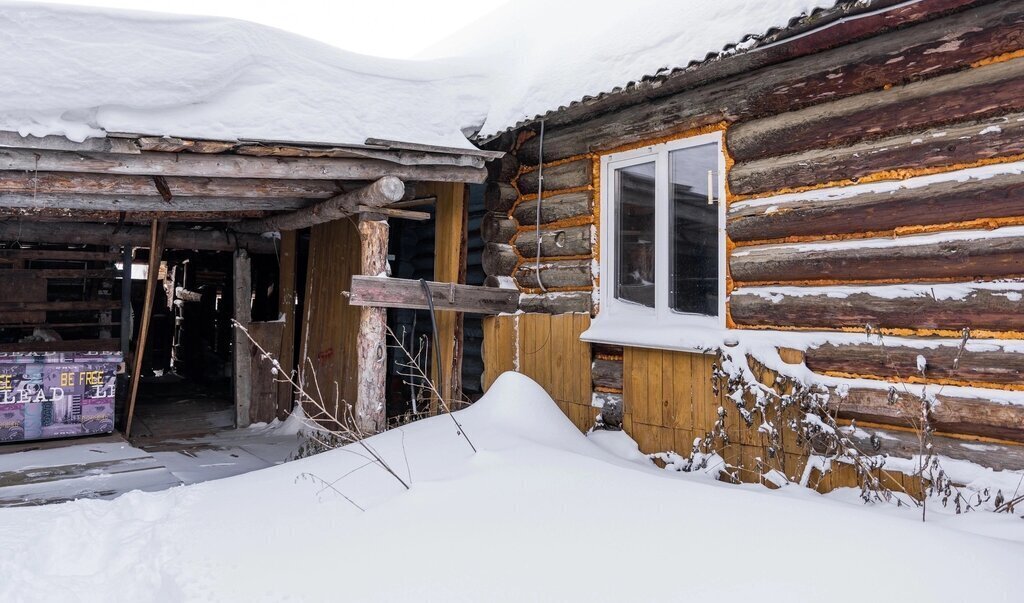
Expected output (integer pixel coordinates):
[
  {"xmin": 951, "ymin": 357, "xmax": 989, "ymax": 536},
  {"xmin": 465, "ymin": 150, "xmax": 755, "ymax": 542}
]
[{"xmin": 34, "ymin": 0, "xmax": 510, "ymax": 58}]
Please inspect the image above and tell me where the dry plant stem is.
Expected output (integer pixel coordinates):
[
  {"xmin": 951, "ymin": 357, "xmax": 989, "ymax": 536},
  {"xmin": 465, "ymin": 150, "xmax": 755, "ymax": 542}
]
[
  {"xmin": 386, "ymin": 325, "xmax": 477, "ymax": 453},
  {"xmin": 232, "ymin": 320, "xmax": 410, "ymax": 490}
]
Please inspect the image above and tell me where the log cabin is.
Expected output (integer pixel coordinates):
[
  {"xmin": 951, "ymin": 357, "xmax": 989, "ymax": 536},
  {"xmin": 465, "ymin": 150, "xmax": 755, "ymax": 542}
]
[{"xmin": 469, "ymin": 0, "xmax": 1024, "ymax": 492}]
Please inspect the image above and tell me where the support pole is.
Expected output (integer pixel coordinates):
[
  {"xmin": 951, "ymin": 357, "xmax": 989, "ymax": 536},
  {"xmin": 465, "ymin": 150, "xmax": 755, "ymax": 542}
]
[
  {"xmin": 119, "ymin": 245, "xmax": 132, "ymax": 357},
  {"xmin": 355, "ymin": 215, "xmax": 389, "ymax": 434},
  {"xmin": 123, "ymin": 219, "xmax": 168, "ymax": 439},
  {"xmin": 233, "ymin": 249, "xmax": 253, "ymax": 428}
]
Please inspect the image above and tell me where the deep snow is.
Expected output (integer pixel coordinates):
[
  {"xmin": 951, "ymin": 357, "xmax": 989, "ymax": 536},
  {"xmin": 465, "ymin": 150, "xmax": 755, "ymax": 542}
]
[{"xmin": 0, "ymin": 373, "xmax": 1020, "ymax": 602}]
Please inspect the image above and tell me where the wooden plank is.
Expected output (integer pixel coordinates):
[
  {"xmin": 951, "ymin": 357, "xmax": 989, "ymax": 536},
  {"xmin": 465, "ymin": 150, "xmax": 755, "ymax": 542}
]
[
  {"xmin": 0, "ymin": 248, "xmax": 118, "ymax": 262},
  {"xmin": 647, "ymin": 349, "xmax": 665, "ymax": 428},
  {"xmin": 0, "ymin": 192, "xmax": 310, "ymax": 213},
  {"xmin": 430, "ymin": 182, "xmax": 468, "ymax": 408},
  {"xmin": 730, "ymin": 285, "xmax": 1024, "ymax": 332},
  {"xmin": 728, "ymin": 171, "xmax": 1024, "ymax": 243},
  {"xmin": 727, "ymin": 55, "xmax": 1024, "ymax": 162},
  {"xmin": 730, "ymin": 111, "xmax": 1024, "ymax": 197},
  {"xmin": 0, "ymin": 171, "xmax": 343, "ymax": 198},
  {"xmin": 248, "ymin": 321, "xmax": 286, "ymax": 424},
  {"xmin": 0, "ymin": 300, "xmax": 120, "ymax": 312},
  {"xmin": 0, "ymin": 130, "xmax": 140, "ymax": 154},
  {"xmin": 356, "ymin": 206, "xmax": 430, "ymax": 221},
  {"xmin": 0, "ymin": 271, "xmax": 45, "ymax": 324},
  {"xmin": 668, "ymin": 351, "xmax": 694, "ymax": 430},
  {"xmin": 0, "ymin": 222, "xmax": 278, "ymax": 254},
  {"xmin": 0, "ymin": 338, "xmax": 120, "ymax": 352},
  {"xmin": 806, "ymin": 341, "xmax": 1024, "ymax": 387},
  {"xmin": 516, "ymin": 0, "xmax": 1024, "ymax": 164},
  {"xmin": 731, "ymin": 230, "xmax": 1024, "ymax": 284},
  {"xmin": 0, "ymin": 321, "xmax": 118, "ymax": 329},
  {"xmin": 233, "ymin": 249, "xmax": 253, "ymax": 429},
  {"xmin": 363, "ymin": 137, "xmax": 506, "ymax": 160},
  {"xmin": 277, "ymin": 231, "xmax": 297, "ymax": 419},
  {"xmin": 125, "ymin": 219, "xmax": 168, "ymax": 438},
  {"xmin": 0, "ymin": 269, "xmax": 120, "ymax": 279},
  {"xmin": 347, "ymin": 276, "xmax": 518, "ymax": 314}
]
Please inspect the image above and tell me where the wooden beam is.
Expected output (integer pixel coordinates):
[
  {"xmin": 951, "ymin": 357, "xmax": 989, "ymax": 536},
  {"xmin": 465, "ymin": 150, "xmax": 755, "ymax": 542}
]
[
  {"xmin": 364, "ymin": 137, "xmax": 506, "ymax": 160},
  {"xmin": 0, "ymin": 192, "xmax": 310, "ymax": 213},
  {"xmin": 233, "ymin": 249, "xmax": 253, "ymax": 428},
  {"xmin": 0, "ymin": 300, "xmax": 120, "ymax": 312},
  {"xmin": 0, "ymin": 269, "xmax": 120, "ymax": 279},
  {"xmin": 347, "ymin": 276, "xmax": 518, "ymax": 315},
  {"xmin": 0, "ymin": 248, "xmax": 119, "ymax": 262},
  {"xmin": 0, "ymin": 131, "xmax": 139, "ymax": 154},
  {"xmin": 0, "ymin": 221, "xmax": 278, "ymax": 254},
  {"xmin": 277, "ymin": 231, "xmax": 297, "ymax": 419},
  {"xmin": 433, "ymin": 182, "xmax": 469, "ymax": 409},
  {"xmin": 124, "ymin": 219, "xmax": 168, "ymax": 439},
  {"xmin": 0, "ymin": 171, "xmax": 343, "ymax": 198},
  {"xmin": 355, "ymin": 216, "xmax": 389, "ymax": 434},
  {"xmin": 356, "ymin": 205, "xmax": 430, "ymax": 221},
  {"xmin": 0, "ymin": 208, "xmax": 268, "ymax": 222},
  {"xmin": 0, "ymin": 339, "xmax": 120, "ymax": 353},
  {"xmin": 120, "ymin": 245, "xmax": 132, "ymax": 357},
  {"xmin": 235, "ymin": 177, "xmax": 405, "ymax": 233},
  {"xmin": 0, "ymin": 148, "xmax": 488, "ymax": 182}
]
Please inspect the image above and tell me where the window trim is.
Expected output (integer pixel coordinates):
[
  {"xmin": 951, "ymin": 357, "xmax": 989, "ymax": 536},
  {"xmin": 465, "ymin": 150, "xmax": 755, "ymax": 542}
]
[{"xmin": 588, "ymin": 131, "xmax": 727, "ymax": 349}]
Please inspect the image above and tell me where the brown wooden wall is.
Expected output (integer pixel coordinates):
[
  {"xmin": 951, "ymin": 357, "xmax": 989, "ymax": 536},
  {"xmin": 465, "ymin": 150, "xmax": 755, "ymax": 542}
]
[{"xmin": 479, "ymin": 0, "xmax": 1024, "ymax": 482}]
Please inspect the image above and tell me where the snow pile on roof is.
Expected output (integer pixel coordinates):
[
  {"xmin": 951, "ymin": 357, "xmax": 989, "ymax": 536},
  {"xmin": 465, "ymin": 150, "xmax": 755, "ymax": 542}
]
[
  {"xmin": 425, "ymin": 0, "xmax": 837, "ymax": 137},
  {"xmin": 0, "ymin": 2, "xmax": 487, "ymax": 147},
  {"xmin": 0, "ymin": 372, "xmax": 1020, "ymax": 601}
]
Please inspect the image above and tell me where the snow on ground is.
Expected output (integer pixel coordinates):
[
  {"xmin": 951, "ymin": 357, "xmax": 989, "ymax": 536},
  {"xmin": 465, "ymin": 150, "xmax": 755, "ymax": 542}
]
[
  {"xmin": 0, "ymin": 2, "xmax": 486, "ymax": 146},
  {"xmin": 0, "ymin": 373, "xmax": 1020, "ymax": 602}
]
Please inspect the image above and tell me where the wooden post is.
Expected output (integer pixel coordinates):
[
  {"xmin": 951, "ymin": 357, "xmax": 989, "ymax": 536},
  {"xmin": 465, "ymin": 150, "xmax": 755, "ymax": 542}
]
[
  {"xmin": 428, "ymin": 183, "xmax": 468, "ymax": 413},
  {"xmin": 119, "ymin": 245, "xmax": 132, "ymax": 357},
  {"xmin": 277, "ymin": 231, "xmax": 297, "ymax": 418},
  {"xmin": 355, "ymin": 215, "xmax": 389, "ymax": 434},
  {"xmin": 123, "ymin": 219, "xmax": 168, "ymax": 439},
  {"xmin": 233, "ymin": 249, "xmax": 253, "ymax": 428}
]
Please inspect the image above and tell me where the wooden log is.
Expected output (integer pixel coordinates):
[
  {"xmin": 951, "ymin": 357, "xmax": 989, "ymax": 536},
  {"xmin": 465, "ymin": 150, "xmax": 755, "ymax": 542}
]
[
  {"xmin": 513, "ymin": 191, "xmax": 592, "ymax": 226},
  {"xmin": 730, "ymin": 228, "xmax": 1024, "ymax": 284},
  {"xmin": 0, "ymin": 339, "xmax": 120, "ymax": 353},
  {"xmin": 514, "ymin": 259, "xmax": 592, "ymax": 289},
  {"xmin": 0, "ymin": 191, "xmax": 309, "ymax": 213},
  {"xmin": 480, "ymin": 211, "xmax": 517, "ymax": 244},
  {"xmin": 125, "ymin": 219, "xmax": 167, "ymax": 438},
  {"xmin": 807, "ymin": 341, "xmax": 1024, "ymax": 387},
  {"xmin": 517, "ymin": 0, "xmax": 1024, "ymax": 165},
  {"xmin": 592, "ymin": 357, "xmax": 624, "ymax": 391},
  {"xmin": 728, "ymin": 171, "xmax": 1024, "ymax": 243},
  {"xmin": 355, "ymin": 218, "xmax": 388, "ymax": 434},
  {"xmin": 235, "ymin": 177, "xmax": 404, "ymax": 233},
  {"xmin": 730, "ymin": 111, "xmax": 1024, "ymax": 197},
  {"xmin": 0, "ymin": 208, "xmax": 268, "ymax": 222},
  {"xmin": 0, "ymin": 171, "xmax": 342, "ymax": 198},
  {"xmin": 484, "ymin": 182, "xmax": 518, "ymax": 213},
  {"xmin": 518, "ymin": 291, "xmax": 592, "ymax": 314},
  {"xmin": 831, "ymin": 386, "xmax": 1024, "ymax": 442},
  {"xmin": 232, "ymin": 249, "xmax": 253, "ymax": 429},
  {"xmin": 486, "ymin": 152, "xmax": 520, "ymax": 183},
  {"xmin": 0, "ymin": 148, "xmax": 487, "ymax": 183},
  {"xmin": 277, "ymin": 231, "xmax": 297, "ymax": 419},
  {"xmin": 730, "ymin": 285, "xmax": 1024, "ymax": 332},
  {"xmin": 514, "ymin": 224, "xmax": 593, "ymax": 258},
  {"xmin": 516, "ymin": 159, "xmax": 592, "ymax": 195},
  {"xmin": 844, "ymin": 423, "xmax": 1024, "ymax": 472},
  {"xmin": 728, "ymin": 56, "xmax": 1024, "ymax": 162},
  {"xmin": 347, "ymin": 275, "xmax": 519, "ymax": 314},
  {"xmin": 482, "ymin": 242, "xmax": 518, "ymax": 277},
  {"xmin": 0, "ymin": 221, "xmax": 278, "ymax": 254}
]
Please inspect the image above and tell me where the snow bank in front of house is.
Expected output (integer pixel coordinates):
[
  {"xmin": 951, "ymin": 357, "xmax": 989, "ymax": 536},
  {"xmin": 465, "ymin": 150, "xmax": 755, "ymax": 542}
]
[
  {"xmin": 425, "ymin": 0, "xmax": 834, "ymax": 137},
  {"xmin": 0, "ymin": 372, "xmax": 1021, "ymax": 602},
  {"xmin": 0, "ymin": 2, "xmax": 486, "ymax": 147}
]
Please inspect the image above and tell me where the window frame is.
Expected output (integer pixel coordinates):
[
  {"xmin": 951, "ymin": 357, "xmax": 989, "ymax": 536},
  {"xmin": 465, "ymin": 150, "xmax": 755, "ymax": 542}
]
[{"xmin": 593, "ymin": 131, "xmax": 727, "ymax": 346}]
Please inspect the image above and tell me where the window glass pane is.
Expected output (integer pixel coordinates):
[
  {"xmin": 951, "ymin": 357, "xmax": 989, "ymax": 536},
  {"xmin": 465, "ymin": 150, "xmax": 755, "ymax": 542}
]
[
  {"xmin": 614, "ymin": 161, "xmax": 656, "ymax": 308},
  {"xmin": 669, "ymin": 143, "xmax": 719, "ymax": 315}
]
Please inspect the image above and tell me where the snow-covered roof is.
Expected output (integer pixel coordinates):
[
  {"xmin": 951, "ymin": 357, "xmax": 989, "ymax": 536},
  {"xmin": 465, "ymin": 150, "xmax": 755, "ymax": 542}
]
[
  {"xmin": 0, "ymin": 2, "xmax": 487, "ymax": 149},
  {"xmin": 424, "ymin": 0, "xmax": 840, "ymax": 138}
]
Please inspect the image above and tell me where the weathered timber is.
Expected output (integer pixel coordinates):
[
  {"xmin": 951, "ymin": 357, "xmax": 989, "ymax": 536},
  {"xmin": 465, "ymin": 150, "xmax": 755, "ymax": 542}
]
[
  {"xmin": 484, "ymin": 182, "xmax": 518, "ymax": 213},
  {"xmin": 247, "ymin": 320, "xmax": 286, "ymax": 424},
  {"xmin": 0, "ymin": 208, "xmax": 267, "ymax": 222},
  {"xmin": 728, "ymin": 171, "xmax": 1024, "ymax": 242},
  {"xmin": 514, "ymin": 259, "xmax": 592, "ymax": 289},
  {"xmin": 844, "ymin": 423, "xmax": 1024, "ymax": 472},
  {"xmin": 480, "ymin": 211, "xmax": 517, "ymax": 244},
  {"xmin": 592, "ymin": 357, "xmax": 624, "ymax": 391},
  {"xmin": 482, "ymin": 242, "xmax": 518, "ymax": 277},
  {"xmin": 0, "ymin": 248, "xmax": 119, "ymax": 262},
  {"xmin": 517, "ymin": 0, "xmax": 1024, "ymax": 164},
  {"xmin": 135, "ymin": 136, "xmax": 236, "ymax": 154},
  {"xmin": 0, "ymin": 269, "xmax": 119, "ymax": 279},
  {"xmin": 235, "ymin": 177, "xmax": 404, "ymax": 233},
  {"xmin": 0, "ymin": 322, "xmax": 118, "ymax": 329},
  {"xmin": 728, "ymin": 55, "xmax": 1024, "ymax": 162},
  {"xmin": 0, "ymin": 148, "xmax": 487, "ymax": 183},
  {"xmin": 276, "ymin": 231, "xmax": 297, "ymax": 419},
  {"xmin": 174, "ymin": 287, "xmax": 203, "ymax": 302},
  {"xmin": 0, "ymin": 131, "xmax": 139, "ymax": 154},
  {"xmin": 0, "ymin": 300, "xmax": 120, "ymax": 312},
  {"xmin": 518, "ymin": 291, "xmax": 593, "ymax": 314},
  {"xmin": 482, "ymin": 275, "xmax": 514, "ymax": 289},
  {"xmin": 355, "ymin": 218, "xmax": 389, "ymax": 434},
  {"xmin": 347, "ymin": 275, "xmax": 519, "ymax": 314},
  {"xmin": 0, "ymin": 221, "xmax": 278, "ymax": 254},
  {"xmin": 516, "ymin": 159, "xmax": 592, "ymax": 195},
  {"xmin": 0, "ymin": 192, "xmax": 309, "ymax": 213},
  {"xmin": 500, "ymin": 0, "xmax": 980, "ymax": 139},
  {"xmin": 807, "ymin": 341, "xmax": 1024, "ymax": 387},
  {"xmin": 125, "ymin": 219, "xmax": 168, "ymax": 438},
  {"xmin": 730, "ymin": 112, "xmax": 1024, "ymax": 197},
  {"xmin": 486, "ymin": 152, "xmax": 520, "ymax": 183},
  {"xmin": 363, "ymin": 137, "xmax": 504, "ymax": 160},
  {"xmin": 513, "ymin": 191, "xmax": 592, "ymax": 226},
  {"xmin": 0, "ymin": 339, "xmax": 120, "ymax": 353},
  {"xmin": 730, "ymin": 286, "xmax": 1024, "ymax": 332},
  {"xmin": 232, "ymin": 249, "xmax": 253, "ymax": 429},
  {"xmin": 831, "ymin": 386, "xmax": 1024, "ymax": 442},
  {"xmin": 355, "ymin": 205, "xmax": 430, "ymax": 221},
  {"xmin": 731, "ymin": 229, "xmax": 1024, "ymax": 284},
  {"xmin": 0, "ymin": 171, "xmax": 342, "ymax": 198},
  {"xmin": 514, "ymin": 224, "xmax": 593, "ymax": 258}
]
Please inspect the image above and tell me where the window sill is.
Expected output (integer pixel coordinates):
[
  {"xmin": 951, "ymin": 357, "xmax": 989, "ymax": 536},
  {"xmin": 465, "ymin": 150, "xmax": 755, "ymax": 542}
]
[{"xmin": 580, "ymin": 313, "xmax": 730, "ymax": 355}]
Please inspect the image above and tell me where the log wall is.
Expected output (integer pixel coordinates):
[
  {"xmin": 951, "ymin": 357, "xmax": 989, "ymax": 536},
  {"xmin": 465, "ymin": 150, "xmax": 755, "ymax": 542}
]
[{"xmin": 478, "ymin": 0, "xmax": 1024, "ymax": 487}]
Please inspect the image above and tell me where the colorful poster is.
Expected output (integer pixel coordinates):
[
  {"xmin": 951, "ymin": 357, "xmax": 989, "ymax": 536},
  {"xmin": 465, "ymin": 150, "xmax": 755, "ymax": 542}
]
[{"xmin": 0, "ymin": 352, "xmax": 120, "ymax": 442}]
